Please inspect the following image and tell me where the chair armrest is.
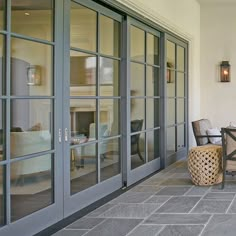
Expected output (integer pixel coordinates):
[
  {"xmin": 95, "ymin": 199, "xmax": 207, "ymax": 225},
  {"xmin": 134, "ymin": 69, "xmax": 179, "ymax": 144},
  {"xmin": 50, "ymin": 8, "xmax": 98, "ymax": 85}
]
[{"xmin": 195, "ymin": 135, "xmax": 221, "ymax": 138}]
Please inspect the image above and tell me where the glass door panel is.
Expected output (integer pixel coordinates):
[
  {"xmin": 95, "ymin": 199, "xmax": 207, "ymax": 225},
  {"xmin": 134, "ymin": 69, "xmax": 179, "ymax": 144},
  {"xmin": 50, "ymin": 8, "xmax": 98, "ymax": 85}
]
[
  {"xmin": 100, "ymin": 15, "xmax": 120, "ymax": 57},
  {"xmin": 10, "ymin": 154, "xmax": 54, "ymax": 222},
  {"xmin": 70, "ymin": 2, "xmax": 97, "ymax": 51},
  {"xmin": 0, "ymin": 165, "xmax": 5, "ymax": 227}
]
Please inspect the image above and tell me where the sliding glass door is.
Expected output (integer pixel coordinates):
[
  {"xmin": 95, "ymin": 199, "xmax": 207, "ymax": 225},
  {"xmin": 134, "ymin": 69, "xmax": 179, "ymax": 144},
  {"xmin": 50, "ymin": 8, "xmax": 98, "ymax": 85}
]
[{"xmin": 63, "ymin": 0, "xmax": 123, "ymax": 216}]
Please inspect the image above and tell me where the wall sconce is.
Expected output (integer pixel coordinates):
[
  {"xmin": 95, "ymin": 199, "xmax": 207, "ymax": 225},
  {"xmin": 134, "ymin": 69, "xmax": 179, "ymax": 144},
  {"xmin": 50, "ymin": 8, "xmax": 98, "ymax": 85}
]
[
  {"xmin": 167, "ymin": 62, "xmax": 174, "ymax": 83},
  {"xmin": 220, "ymin": 61, "xmax": 230, "ymax": 82},
  {"xmin": 27, "ymin": 65, "xmax": 41, "ymax": 86}
]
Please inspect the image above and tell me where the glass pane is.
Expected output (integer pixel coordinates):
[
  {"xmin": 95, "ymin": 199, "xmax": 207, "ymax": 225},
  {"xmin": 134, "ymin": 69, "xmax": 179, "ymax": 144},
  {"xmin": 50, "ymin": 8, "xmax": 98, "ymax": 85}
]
[
  {"xmin": 131, "ymin": 132, "xmax": 145, "ymax": 169},
  {"xmin": 100, "ymin": 58, "xmax": 119, "ymax": 96},
  {"xmin": 0, "ymin": 165, "xmax": 5, "ymax": 227},
  {"xmin": 70, "ymin": 99, "xmax": 97, "ymax": 140},
  {"xmin": 70, "ymin": 51, "xmax": 96, "ymax": 96},
  {"xmin": 146, "ymin": 98, "xmax": 159, "ymax": 129},
  {"xmin": 177, "ymin": 72, "xmax": 184, "ymax": 97},
  {"xmin": 166, "ymin": 70, "xmax": 175, "ymax": 96},
  {"xmin": 147, "ymin": 33, "xmax": 159, "ymax": 65},
  {"xmin": 131, "ymin": 99, "xmax": 144, "ymax": 129},
  {"xmin": 0, "ymin": 101, "xmax": 4, "ymax": 161},
  {"xmin": 70, "ymin": 143, "xmax": 97, "ymax": 195},
  {"xmin": 177, "ymin": 124, "xmax": 185, "ymax": 150},
  {"xmin": 10, "ymin": 99, "xmax": 53, "ymax": 158},
  {"xmin": 0, "ymin": 35, "xmax": 4, "ymax": 95},
  {"xmin": 130, "ymin": 62, "xmax": 144, "ymax": 96},
  {"xmin": 177, "ymin": 99, "xmax": 185, "ymax": 123},
  {"xmin": 177, "ymin": 46, "xmax": 185, "ymax": 71},
  {"xmin": 130, "ymin": 26, "xmax": 145, "ymax": 62},
  {"xmin": 147, "ymin": 130, "xmax": 160, "ymax": 162},
  {"xmin": 100, "ymin": 138, "xmax": 120, "ymax": 182},
  {"xmin": 11, "ymin": 155, "xmax": 53, "ymax": 222},
  {"xmin": 147, "ymin": 66, "xmax": 159, "ymax": 97},
  {"xmin": 167, "ymin": 127, "xmax": 175, "ymax": 156},
  {"xmin": 0, "ymin": 0, "xmax": 5, "ymax": 30},
  {"xmin": 167, "ymin": 98, "xmax": 175, "ymax": 126},
  {"xmin": 70, "ymin": 2, "xmax": 96, "ymax": 52},
  {"xmin": 11, "ymin": 38, "xmax": 52, "ymax": 96},
  {"xmin": 167, "ymin": 40, "xmax": 175, "ymax": 68},
  {"xmin": 11, "ymin": 0, "xmax": 53, "ymax": 41},
  {"xmin": 100, "ymin": 99, "xmax": 119, "ymax": 137},
  {"xmin": 100, "ymin": 15, "xmax": 120, "ymax": 57}
]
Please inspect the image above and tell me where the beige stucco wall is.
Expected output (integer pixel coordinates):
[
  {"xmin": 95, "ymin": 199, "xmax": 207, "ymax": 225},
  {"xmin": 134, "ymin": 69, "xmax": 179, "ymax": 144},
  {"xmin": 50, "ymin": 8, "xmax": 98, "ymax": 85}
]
[
  {"xmin": 200, "ymin": 2, "xmax": 236, "ymax": 129},
  {"xmin": 117, "ymin": 0, "xmax": 201, "ymax": 146}
]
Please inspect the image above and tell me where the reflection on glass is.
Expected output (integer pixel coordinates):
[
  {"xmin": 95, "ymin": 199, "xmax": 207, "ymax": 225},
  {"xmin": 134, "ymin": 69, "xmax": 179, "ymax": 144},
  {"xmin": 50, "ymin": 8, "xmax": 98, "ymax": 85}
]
[
  {"xmin": 167, "ymin": 40, "xmax": 175, "ymax": 68},
  {"xmin": 167, "ymin": 98, "xmax": 175, "ymax": 126},
  {"xmin": 0, "ymin": 165, "xmax": 5, "ymax": 227},
  {"xmin": 130, "ymin": 26, "xmax": 145, "ymax": 62},
  {"xmin": 11, "ymin": 155, "xmax": 53, "ymax": 222},
  {"xmin": 147, "ymin": 66, "xmax": 159, "ymax": 97},
  {"xmin": 70, "ymin": 99, "xmax": 96, "ymax": 140},
  {"xmin": 100, "ymin": 99, "xmax": 119, "ymax": 137},
  {"xmin": 11, "ymin": 38, "xmax": 52, "ymax": 96},
  {"xmin": 130, "ymin": 99, "xmax": 145, "ymax": 128},
  {"xmin": 0, "ymin": 0, "xmax": 5, "ymax": 30},
  {"xmin": 146, "ymin": 98, "xmax": 159, "ymax": 129},
  {"xmin": 70, "ymin": 2, "xmax": 96, "ymax": 51},
  {"xmin": 11, "ymin": 0, "xmax": 53, "ymax": 41},
  {"xmin": 100, "ymin": 58, "xmax": 119, "ymax": 96},
  {"xmin": 147, "ymin": 33, "xmax": 159, "ymax": 65},
  {"xmin": 167, "ymin": 127, "xmax": 175, "ymax": 156},
  {"xmin": 147, "ymin": 130, "xmax": 159, "ymax": 162},
  {"xmin": 0, "ymin": 35, "xmax": 4, "ymax": 95},
  {"xmin": 0, "ymin": 101, "xmax": 4, "ymax": 161},
  {"xmin": 70, "ymin": 144, "xmax": 97, "ymax": 195},
  {"xmin": 131, "ymin": 132, "xmax": 145, "ymax": 169},
  {"xmin": 100, "ymin": 138, "xmax": 120, "ymax": 182},
  {"xmin": 70, "ymin": 51, "xmax": 96, "ymax": 96},
  {"xmin": 131, "ymin": 62, "xmax": 144, "ymax": 96},
  {"xmin": 177, "ymin": 124, "xmax": 185, "ymax": 150},
  {"xmin": 100, "ymin": 15, "xmax": 120, "ymax": 57},
  {"xmin": 177, "ymin": 46, "xmax": 185, "ymax": 71},
  {"xmin": 177, "ymin": 99, "xmax": 185, "ymax": 123},
  {"xmin": 166, "ymin": 70, "xmax": 175, "ymax": 96},
  {"xmin": 10, "ymin": 99, "xmax": 52, "ymax": 158},
  {"xmin": 177, "ymin": 72, "xmax": 185, "ymax": 97}
]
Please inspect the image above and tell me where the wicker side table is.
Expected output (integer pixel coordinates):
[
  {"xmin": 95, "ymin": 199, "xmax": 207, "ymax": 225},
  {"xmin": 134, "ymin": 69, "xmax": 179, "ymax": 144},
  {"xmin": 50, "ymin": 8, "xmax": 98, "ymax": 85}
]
[{"xmin": 188, "ymin": 145, "xmax": 222, "ymax": 186}]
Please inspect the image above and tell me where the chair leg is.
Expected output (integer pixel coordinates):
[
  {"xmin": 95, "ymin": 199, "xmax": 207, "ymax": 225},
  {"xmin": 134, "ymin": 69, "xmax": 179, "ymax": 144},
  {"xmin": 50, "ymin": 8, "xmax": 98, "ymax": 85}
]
[{"xmin": 221, "ymin": 159, "xmax": 226, "ymax": 189}]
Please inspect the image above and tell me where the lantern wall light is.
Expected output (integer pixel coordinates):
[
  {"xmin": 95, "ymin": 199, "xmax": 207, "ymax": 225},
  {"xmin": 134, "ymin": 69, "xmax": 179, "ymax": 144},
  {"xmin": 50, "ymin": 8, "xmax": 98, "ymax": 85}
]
[
  {"xmin": 27, "ymin": 65, "xmax": 41, "ymax": 86},
  {"xmin": 220, "ymin": 61, "xmax": 230, "ymax": 82}
]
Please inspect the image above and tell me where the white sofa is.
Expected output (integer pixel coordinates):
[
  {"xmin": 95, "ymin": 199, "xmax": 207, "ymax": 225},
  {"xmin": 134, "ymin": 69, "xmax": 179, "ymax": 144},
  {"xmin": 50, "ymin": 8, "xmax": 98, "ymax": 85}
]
[{"xmin": 11, "ymin": 131, "xmax": 51, "ymax": 177}]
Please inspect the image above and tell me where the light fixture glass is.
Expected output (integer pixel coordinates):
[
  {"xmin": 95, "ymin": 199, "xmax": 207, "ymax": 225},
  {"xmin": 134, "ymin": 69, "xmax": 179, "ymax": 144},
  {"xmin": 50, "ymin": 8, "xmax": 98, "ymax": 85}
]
[
  {"xmin": 27, "ymin": 65, "xmax": 41, "ymax": 86},
  {"xmin": 220, "ymin": 61, "xmax": 230, "ymax": 82}
]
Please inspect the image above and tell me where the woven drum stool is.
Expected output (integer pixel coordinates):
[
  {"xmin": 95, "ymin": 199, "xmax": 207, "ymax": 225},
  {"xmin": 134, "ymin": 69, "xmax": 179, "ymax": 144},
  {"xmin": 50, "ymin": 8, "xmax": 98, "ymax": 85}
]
[{"xmin": 188, "ymin": 145, "xmax": 222, "ymax": 186}]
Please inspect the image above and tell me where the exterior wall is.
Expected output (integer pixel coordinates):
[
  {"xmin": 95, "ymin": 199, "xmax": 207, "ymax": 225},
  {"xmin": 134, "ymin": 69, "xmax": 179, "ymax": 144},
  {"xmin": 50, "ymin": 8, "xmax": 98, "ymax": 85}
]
[
  {"xmin": 200, "ymin": 2, "xmax": 236, "ymax": 129},
  {"xmin": 117, "ymin": 0, "xmax": 201, "ymax": 146}
]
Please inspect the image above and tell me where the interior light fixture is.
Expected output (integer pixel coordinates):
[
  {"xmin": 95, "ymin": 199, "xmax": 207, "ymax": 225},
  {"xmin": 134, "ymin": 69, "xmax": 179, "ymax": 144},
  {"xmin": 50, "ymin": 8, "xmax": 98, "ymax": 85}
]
[
  {"xmin": 220, "ymin": 61, "xmax": 230, "ymax": 82},
  {"xmin": 27, "ymin": 65, "xmax": 41, "ymax": 86}
]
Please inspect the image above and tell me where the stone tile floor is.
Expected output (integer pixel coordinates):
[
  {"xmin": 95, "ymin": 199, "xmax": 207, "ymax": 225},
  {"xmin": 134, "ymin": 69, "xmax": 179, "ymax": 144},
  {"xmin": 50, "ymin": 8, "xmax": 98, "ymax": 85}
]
[{"xmin": 53, "ymin": 160, "xmax": 236, "ymax": 236}]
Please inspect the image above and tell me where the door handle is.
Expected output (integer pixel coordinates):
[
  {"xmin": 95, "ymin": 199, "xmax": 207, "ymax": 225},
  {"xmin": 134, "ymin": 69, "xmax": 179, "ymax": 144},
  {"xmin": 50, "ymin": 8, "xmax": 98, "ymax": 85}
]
[
  {"xmin": 58, "ymin": 128, "xmax": 62, "ymax": 143},
  {"xmin": 65, "ymin": 128, "xmax": 68, "ymax": 142}
]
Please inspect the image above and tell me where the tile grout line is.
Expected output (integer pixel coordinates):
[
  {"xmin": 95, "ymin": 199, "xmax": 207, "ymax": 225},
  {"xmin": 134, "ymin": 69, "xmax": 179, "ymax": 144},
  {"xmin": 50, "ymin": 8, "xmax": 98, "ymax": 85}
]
[{"xmin": 198, "ymin": 214, "xmax": 214, "ymax": 236}]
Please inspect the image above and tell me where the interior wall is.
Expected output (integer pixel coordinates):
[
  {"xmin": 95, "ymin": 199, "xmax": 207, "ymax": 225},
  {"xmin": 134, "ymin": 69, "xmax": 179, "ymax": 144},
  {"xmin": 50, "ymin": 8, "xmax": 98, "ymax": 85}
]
[
  {"xmin": 200, "ymin": 3, "xmax": 236, "ymax": 129},
  {"xmin": 117, "ymin": 0, "xmax": 201, "ymax": 146}
]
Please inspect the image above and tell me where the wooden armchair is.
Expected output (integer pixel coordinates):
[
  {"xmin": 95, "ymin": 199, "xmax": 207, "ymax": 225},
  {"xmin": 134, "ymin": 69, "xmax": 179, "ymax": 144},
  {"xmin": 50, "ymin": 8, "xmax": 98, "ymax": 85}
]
[
  {"xmin": 192, "ymin": 119, "xmax": 221, "ymax": 146},
  {"xmin": 221, "ymin": 127, "xmax": 236, "ymax": 189}
]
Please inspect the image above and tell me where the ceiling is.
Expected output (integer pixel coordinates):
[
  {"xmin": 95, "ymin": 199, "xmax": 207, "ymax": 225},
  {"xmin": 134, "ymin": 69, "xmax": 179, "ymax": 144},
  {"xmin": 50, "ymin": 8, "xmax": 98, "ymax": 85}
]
[{"xmin": 197, "ymin": 0, "xmax": 236, "ymax": 4}]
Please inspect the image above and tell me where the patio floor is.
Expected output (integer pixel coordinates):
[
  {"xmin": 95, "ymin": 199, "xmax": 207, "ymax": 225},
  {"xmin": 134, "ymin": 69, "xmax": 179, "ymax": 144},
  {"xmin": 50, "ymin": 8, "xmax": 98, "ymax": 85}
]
[{"xmin": 52, "ymin": 160, "xmax": 236, "ymax": 236}]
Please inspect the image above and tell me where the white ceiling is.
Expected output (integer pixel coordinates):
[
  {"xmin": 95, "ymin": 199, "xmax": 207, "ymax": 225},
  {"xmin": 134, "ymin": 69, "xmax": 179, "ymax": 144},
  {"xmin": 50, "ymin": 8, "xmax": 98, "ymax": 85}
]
[{"xmin": 197, "ymin": 0, "xmax": 236, "ymax": 4}]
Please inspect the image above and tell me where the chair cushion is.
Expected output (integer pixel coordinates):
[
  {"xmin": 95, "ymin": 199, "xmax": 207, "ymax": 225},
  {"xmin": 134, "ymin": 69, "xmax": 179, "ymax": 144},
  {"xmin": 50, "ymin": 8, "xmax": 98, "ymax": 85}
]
[{"xmin": 207, "ymin": 128, "xmax": 221, "ymax": 144}]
